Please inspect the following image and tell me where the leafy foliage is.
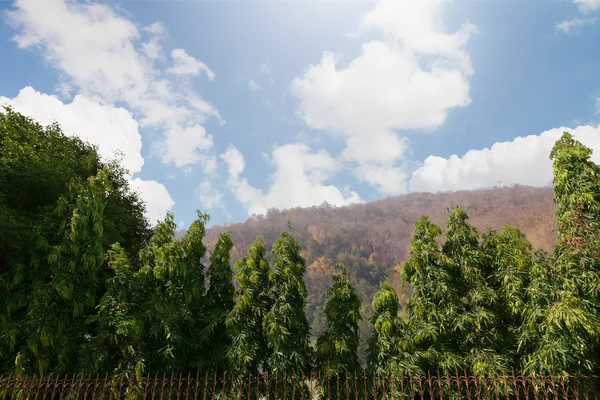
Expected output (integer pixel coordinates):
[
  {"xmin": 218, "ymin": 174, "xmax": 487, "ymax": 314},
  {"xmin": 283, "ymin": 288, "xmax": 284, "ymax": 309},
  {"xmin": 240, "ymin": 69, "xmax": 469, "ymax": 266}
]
[
  {"xmin": 366, "ymin": 282, "xmax": 415, "ymax": 377},
  {"xmin": 315, "ymin": 264, "xmax": 362, "ymax": 376},
  {"xmin": 520, "ymin": 132, "xmax": 600, "ymax": 375},
  {"xmin": 227, "ymin": 237, "xmax": 273, "ymax": 375},
  {"xmin": 3, "ymin": 108, "xmax": 600, "ymax": 380},
  {"xmin": 263, "ymin": 230, "xmax": 313, "ymax": 377},
  {"xmin": 0, "ymin": 107, "xmax": 150, "ymax": 375},
  {"xmin": 402, "ymin": 216, "xmax": 462, "ymax": 375},
  {"xmin": 203, "ymin": 232, "xmax": 235, "ymax": 374}
]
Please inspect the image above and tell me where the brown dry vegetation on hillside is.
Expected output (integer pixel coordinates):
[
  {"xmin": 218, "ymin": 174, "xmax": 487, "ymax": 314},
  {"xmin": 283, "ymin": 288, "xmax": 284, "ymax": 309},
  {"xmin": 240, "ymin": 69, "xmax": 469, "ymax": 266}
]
[{"xmin": 195, "ymin": 185, "xmax": 556, "ymax": 358}]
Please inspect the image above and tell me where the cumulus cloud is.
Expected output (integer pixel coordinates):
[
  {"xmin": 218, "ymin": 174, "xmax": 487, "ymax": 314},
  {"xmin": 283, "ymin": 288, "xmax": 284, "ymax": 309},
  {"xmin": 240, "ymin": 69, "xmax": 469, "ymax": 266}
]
[
  {"xmin": 195, "ymin": 179, "xmax": 224, "ymax": 210},
  {"xmin": 220, "ymin": 144, "xmax": 361, "ymax": 216},
  {"xmin": 142, "ymin": 22, "xmax": 166, "ymax": 60},
  {"xmin": 291, "ymin": 0, "xmax": 475, "ymax": 195},
  {"xmin": 0, "ymin": 87, "xmax": 174, "ymax": 224},
  {"xmin": 1, "ymin": 87, "xmax": 143, "ymax": 174},
  {"xmin": 130, "ymin": 178, "xmax": 175, "ymax": 224},
  {"xmin": 574, "ymin": 0, "xmax": 600, "ymax": 12},
  {"xmin": 555, "ymin": 18, "xmax": 596, "ymax": 34},
  {"xmin": 409, "ymin": 125, "xmax": 600, "ymax": 193},
  {"xmin": 168, "ymin": 49, "xmax": 216, "ymax": 79},
  {"xmin": 5, "ymin": 0, "xmax": 221, "ymax": 169}
]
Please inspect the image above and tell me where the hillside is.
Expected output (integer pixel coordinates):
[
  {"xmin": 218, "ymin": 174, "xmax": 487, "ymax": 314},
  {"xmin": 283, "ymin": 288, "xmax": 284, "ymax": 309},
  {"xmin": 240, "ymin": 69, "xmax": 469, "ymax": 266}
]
[{"xmin": 196, "ymin": 185, "xmax": 556, "ymax": 357}]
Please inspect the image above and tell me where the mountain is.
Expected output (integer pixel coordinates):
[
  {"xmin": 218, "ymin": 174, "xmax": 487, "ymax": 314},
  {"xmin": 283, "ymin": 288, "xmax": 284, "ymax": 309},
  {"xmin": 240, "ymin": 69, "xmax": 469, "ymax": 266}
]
[{"xmin": 192, "ymin": 185, "xmax": 556, "ymax": 358}]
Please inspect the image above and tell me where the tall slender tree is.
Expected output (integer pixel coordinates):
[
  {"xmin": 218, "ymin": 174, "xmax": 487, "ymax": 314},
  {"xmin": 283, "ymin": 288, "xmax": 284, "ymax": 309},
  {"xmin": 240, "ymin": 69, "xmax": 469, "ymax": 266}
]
[
  {"xmin": 202, "ymin": 232, "xmax": 235, "ymax": 374},
  {"xmin": 521, "ymin": 132, "xmax": 600, "ymax": 375},
  {"xmin": 315, "ymin": 264, "xmax": 362, "ymax": 376},
  {"xmin": 366, "ymin": 282, "xmax": 415, "ymax": 377},
  {"xmin": 443, "ymin": 207, "xmax": 508, "ymax": 376},
  {"xmin": 227, "ymin": 237, "xmax": 273, "ymax": 376},
  {"xmin": 15, "ymin": 170, "xmax": 111, "ymax": 375},
  {"xmin": 135, "ymin": 211, "xmax": 210, "ymax": 373},
  {"xmin": 83, "ymin": 243, "xmax": 146, "ymax": 378},
  {"xmin": 402, "ymin": 216, "xmax": 462, "ymax": 375},
  {"xmin": 482, "ymin": 225, "xmax": 533, "ymax": 371},
  {"xmin": 263, "ymin": 229, "xmax": 312, "ymax": 393}
]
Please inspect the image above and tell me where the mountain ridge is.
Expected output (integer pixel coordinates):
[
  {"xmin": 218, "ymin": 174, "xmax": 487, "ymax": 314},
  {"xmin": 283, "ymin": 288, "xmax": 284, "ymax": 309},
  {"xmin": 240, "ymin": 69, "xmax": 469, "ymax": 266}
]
[{"xmin": 182, "ymin": 184, "xmax": 556, "ymax": 357}]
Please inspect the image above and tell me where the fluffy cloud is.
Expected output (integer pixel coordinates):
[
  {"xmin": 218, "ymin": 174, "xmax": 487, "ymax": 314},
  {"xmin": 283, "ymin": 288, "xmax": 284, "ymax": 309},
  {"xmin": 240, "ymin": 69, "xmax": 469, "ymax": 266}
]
[
  {"xmin": 1, "ymin": 86, "xmax": 143, "ymax": 174},
  {"xmin": 130, "ymin": 178, "xmax": 175, "ymax": 224},
  {"xmin": 195, "ymin": 179, "xmax": 224, "ymax": 210},
  {"xmin": 168, "ymin": 49, "xmax": 216, "ymax": 79},
  {"xmin": 291, "ymin": 0, "xmax": 475, "ymax": 195},
  {"xmin": 410, "ymin": 125, "xmax": 600, "ymax": 192},
  {"xmin": 574, "ymin": 0, "xmax": 600, "ymax": 12},
  {"xmin": 5, "ymin": 0, "xmax": 221, "ymax": 169},
  {"xmin": 555, "ymin": 18, "xmax": 596, "ymax": 34},
  {"xmin": 221, "ymin": 144, "xmax": 361, "ymax": 216},
  {"xmin": 0, "ymin": 86, "xmax": 174, "ymax": 224}
]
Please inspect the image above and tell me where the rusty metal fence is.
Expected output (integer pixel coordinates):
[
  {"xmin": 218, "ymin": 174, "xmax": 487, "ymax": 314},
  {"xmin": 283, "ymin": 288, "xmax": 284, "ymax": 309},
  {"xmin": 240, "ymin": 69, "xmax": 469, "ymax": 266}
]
[{"xmin": 1, "ymin": 372, "xmax": 599, "ymax": 399}]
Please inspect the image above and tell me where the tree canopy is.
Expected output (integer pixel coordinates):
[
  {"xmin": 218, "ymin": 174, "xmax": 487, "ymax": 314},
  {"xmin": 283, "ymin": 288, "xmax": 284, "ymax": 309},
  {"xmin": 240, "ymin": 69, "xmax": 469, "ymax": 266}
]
[{"xmin": 2, "ymin": 108, "xmax": 600, "ymax": 381}]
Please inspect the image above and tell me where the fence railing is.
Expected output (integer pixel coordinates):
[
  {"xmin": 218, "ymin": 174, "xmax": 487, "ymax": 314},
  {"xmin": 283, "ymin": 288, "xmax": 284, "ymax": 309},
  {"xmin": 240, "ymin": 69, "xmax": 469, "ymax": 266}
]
[{"xmin": 1, "ymin": 372, "xmax": 599, "ymax": 399}]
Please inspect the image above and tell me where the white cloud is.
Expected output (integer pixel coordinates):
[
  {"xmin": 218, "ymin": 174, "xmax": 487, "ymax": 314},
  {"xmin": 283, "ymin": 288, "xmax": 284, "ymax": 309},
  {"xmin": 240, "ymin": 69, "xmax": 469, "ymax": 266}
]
[
  {"xmin": 199, "ymin": 155, "xmax": 218, "ymax": 176},
  {"xmin": 221, "ymin": 144, "xmax": 361, "ymax": 216},
  {"xmin": 596, "ymin": 97, "xmax": 600, "ymax": 113},
  {"xmin": 195, "ymin": 179, "xmax": 224, "ymax": 210},
  {"xmin": 1, "ymin": 86, "xmax": 144, "ymax": 174},
  {"xmin": 291, "ymin": 0, "xmax": 475, "ymax": 195},
  {"xmin": 142, "ymin": 21, "xmax": 166, "ymax": 60},
  {"xmin": 0, "ymin": 86, "xmax": 174, "ymax": 224},
  {"xmin": 409, "ymin": 125, "xmax": 600, "ymax": 193},
  {"xmin": 6, "ymin": 0, "xmax": 221, "ymax": 169},
  {"xmin": 248, "ymin": 79, "xmax": 260, "ymax": 92},
  {"xmin": 574, "ymin": 0, "xmax": 600, "ymax": 12},
  {"xmin": 555, "ymin": 18, "xmax": 596, "ymax": 34},
  {"xmin": 168, "ymin": 49, "xmax": 215, "ymax": 80},
  {"xmin": 130, "ymin": 178, "xmax": 175, "ymax": 224},
  {"xmin": 154, "ymin": 123, "xmax": 213, "ymax": 168}
]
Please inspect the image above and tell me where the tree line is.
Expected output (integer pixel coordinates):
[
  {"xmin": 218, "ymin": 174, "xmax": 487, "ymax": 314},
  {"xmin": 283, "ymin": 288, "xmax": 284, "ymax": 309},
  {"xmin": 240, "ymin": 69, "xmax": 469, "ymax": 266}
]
[{"xmin": 1, "ymin": 107, "xmax": 600, "ymax": 381}]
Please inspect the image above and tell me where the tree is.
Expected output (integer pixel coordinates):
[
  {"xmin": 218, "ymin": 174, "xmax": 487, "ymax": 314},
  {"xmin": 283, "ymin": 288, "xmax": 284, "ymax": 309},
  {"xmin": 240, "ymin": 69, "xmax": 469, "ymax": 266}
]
[
  {"xmin": 366, "ymin": 282, "xmax": 415, "ymax": 378},
  {"xmin": 315, "ymin": 264, "xmax": 362, "ymax": 376},
  {"xmin": 442, "ymin": 207, "xmax": 508, "ymax": 376},
  {"xmin": 521, "ymin": 132, "xmax": 600, "ymax": 375},
  {"xmin": 0, "ymin": 107, "xmax": 150, "ymax": 375},
  {"xmin": 263, "ymin": 230, "xmax": 312, "ymax": 394},
  {"xmin": 402, "ymin": 216, "xmax": 462, "ymax": 375},
  {"xmin": 227, "ymin": 237, "xmax": 273, "ymax": 376},
  {"xmin": 16, "ymin": 170, "xmax": 111, "ymax": 375},
  {"xmin": 481, "ymin": 225, "xmax": 533, "ymax": 371},
  {"xmin": 82, "ymin": 243, "xmax": 146, "ymax": 378},
  {"xmin": 202, "ymin": 232, "xmax": 235, "ymax": 374}
]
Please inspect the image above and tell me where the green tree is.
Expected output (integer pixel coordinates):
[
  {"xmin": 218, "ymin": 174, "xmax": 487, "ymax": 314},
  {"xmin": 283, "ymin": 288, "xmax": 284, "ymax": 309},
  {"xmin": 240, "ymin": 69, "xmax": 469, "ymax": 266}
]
[
  {"xmin": 481, "ymin": 225, "xmax": 533, "ymax": 371},
  {"xmin": 521, "ymin": 132, "xmax": 600, "ymax": 375},
  {"xmin": 443, "ymin": 207, "xmax": 508, "ymax": 376},
  {"xmin": 263, "ymin": 230, "xmax": 312, "ymax": 394},
  {"xmin": 227, "ymin": 237, "xmax": 273, "ymax": 376},
  {"xmin": 0, "ymin": 107, "xmax": 150, "ymax": 375},
  {"xmin": 82, "ymin": 243, "xmax": 146, "ymax": 378},
  {"xmin": 202, "ymin": 232, "xmax": 235, "ymax": 374},
  {"xmin": 141, "ymin": 211, "xmax": 211, "ymax": 373},
  {"xmin": 315, "ymin": 264, "xmax": 362, "ymax": 376},
  {"xmin": 402, "ymin": 216, "xmax": 462, "ymax": 375},
  {"xmin": 366, "ymin": 282, "xmax": 415, "ymax": 378},
  {"xmin": 16, "ymin": 170, "xmax": 111, "ymax": 375}
]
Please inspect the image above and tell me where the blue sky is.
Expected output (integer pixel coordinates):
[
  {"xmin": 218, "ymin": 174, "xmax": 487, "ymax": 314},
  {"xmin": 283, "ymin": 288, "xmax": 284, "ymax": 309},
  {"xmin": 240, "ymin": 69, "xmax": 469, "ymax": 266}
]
[{"xmin": 1, "ymin": 0, "xmax": 600, "ymax": 228}]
